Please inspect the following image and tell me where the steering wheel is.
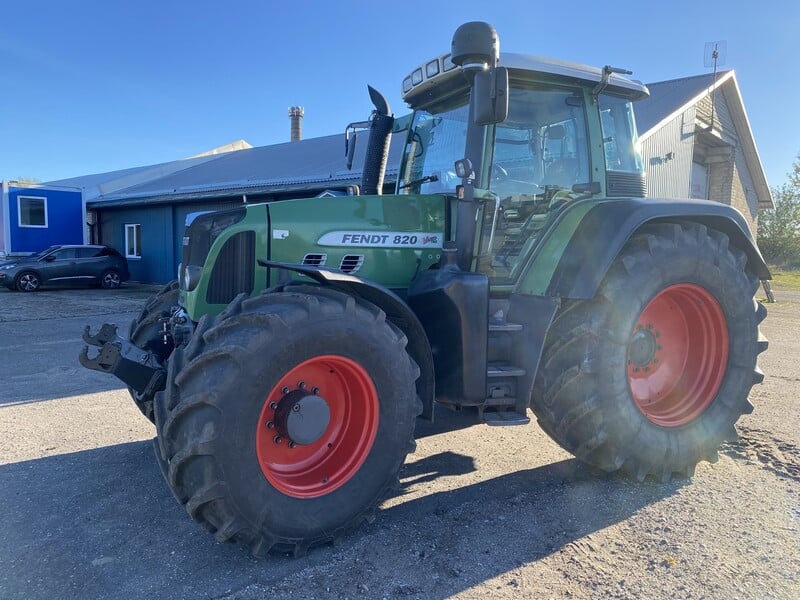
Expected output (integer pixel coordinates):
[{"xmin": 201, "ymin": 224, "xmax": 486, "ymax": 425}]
[{"xmin": 491, "ymin": 163, "xmax": 510, "ymax": 181}]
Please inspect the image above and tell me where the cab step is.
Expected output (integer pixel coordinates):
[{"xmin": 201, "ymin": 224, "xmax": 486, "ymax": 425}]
[
  {"xmin": 488, "ymin": 321, "xmax": 523, "ymax": 333},
  {"xmin": 487, "ymin": 363, "xmax": 526, "ymax": 377},
  {"xmin": 483, "ymin": 410, "xmax": 531, "ymax": 426}
]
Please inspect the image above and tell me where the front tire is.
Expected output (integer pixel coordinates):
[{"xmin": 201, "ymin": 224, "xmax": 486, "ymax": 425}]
[
  {"xmin": 153, "ymin": 286, "xmax": 420, "ymax": 555},
  {"xmin": 532, "ymin": 222, "xmax": 767, "ymax": 481},
  {"xmin": 128, "ymin": 280, "xmax": 179, "ymax": 422},
  {"xmin": 16, "ymin": 271, "xmax": 40, "ymax": 292}
]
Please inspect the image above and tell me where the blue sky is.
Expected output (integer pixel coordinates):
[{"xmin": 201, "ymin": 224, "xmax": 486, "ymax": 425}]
[{"xmin": 1, "ymin": 0, "xmax": 798, "ymax": 189}]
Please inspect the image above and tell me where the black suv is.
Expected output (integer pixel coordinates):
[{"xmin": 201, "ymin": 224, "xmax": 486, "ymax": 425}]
[{"xmin": 0, "ymin": 245, "xmax": 130, "ymax": 292}]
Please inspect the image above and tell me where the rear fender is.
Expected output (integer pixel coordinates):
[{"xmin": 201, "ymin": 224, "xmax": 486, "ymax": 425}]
[
  {"xmin": 260, "ymin": 260, "xmax": 435, "ymax": 421},
  {"xmin": 518, "ymin": 198, "xmax": 770, "ymax": 299}
]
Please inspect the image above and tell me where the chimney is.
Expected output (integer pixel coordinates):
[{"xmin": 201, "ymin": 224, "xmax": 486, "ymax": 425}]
[{"xmin": 288, "ymin": 106, "xmax": 304, "ymax": 142}]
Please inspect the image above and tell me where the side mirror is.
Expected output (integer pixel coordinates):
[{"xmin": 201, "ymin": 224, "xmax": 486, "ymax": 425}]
[
  {"xmin": 344, "ymin": 118, "xmax": 370, "ymax": 171},
  {"xmin": 473, "ymin": 67, "xmax": 509, "ymax": 125},
  {"xmin": 345, "ymin": 130, "xmax": 358, "ymax": 170}
]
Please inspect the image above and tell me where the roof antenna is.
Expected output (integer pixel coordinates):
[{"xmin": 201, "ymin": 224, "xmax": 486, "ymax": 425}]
[{"xmin": 703, "ymin": 40, "xmax": 727, "ymax": 132}]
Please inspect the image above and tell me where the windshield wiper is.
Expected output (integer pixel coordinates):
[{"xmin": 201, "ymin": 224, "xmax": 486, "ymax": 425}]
[{"xmin": 398, "ymin": 174, "xmax": 439, "ymax": 190}]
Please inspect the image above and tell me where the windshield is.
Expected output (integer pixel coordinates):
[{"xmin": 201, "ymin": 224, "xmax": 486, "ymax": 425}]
[{"xmin": 398, "ymin": 104, "xmax": 469, "ymax": 195}]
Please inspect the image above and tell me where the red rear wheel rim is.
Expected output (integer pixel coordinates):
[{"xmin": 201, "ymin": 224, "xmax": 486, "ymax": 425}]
[
  {"xmin": 256, "ymin": 355, "xmax": 379, "ymax": 498},
  {"xmin": 627, "ymin": 284, "xmax": 729, "ymax": 427}
]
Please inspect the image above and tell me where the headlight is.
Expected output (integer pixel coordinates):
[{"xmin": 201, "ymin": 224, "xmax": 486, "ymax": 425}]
[
  {"xmin": 0, "ymin": 264, "xmax": 17, "ymax": 270},
  {"xmin": 183, "ymin": 265, "xmax": 203, "ymax": 291}
]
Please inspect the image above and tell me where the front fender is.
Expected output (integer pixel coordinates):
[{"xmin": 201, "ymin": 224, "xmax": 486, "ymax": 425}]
[
  {"xmin": 517, "ymin": 198, "xmax": 770, "ymax": 299},
  {"xmin": 260, "ymin": 260, "xmax": 435, "ymax": 421}
]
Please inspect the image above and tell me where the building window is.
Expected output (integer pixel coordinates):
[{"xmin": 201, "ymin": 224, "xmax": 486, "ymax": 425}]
[
  {"xmin": 125, "ymin": 224, "xmax": 142, "ymax": 258},
  {"xmin": 690, "ymin": 162, "xmax": 709, "ymax": 199},
  {"xmin": 18, "ymin": 196, "xmax": 48, "ymax": 228}
]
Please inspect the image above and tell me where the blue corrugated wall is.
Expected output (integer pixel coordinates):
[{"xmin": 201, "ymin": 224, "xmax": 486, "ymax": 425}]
[
  {"xmin": 7, "ymin": 186, "xmax": 83, "ymax": 253},
  {"xmin": 98, "ymin": 205, "xmax": 175, "ymax": 283},
  {"xmin": 97, "ymin": 199, "xmax": 242, "ymax": 283}
]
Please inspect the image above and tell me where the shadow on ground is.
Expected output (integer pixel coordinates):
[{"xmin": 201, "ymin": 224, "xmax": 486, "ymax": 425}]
[{"xmin": 0, "ymin": 438, "xmax": 684, "ymax": 600}]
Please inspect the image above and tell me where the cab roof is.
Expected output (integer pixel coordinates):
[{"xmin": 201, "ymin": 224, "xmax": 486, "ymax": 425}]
[{"xmin": 403, "ymin": 52, "xmax": 649, "ymax": 111}]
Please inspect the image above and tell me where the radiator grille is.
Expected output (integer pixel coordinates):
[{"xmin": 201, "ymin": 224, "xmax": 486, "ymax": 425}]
[{"xmin": 206, "ymin": 231, "xmax": 255, "ymax": 304}]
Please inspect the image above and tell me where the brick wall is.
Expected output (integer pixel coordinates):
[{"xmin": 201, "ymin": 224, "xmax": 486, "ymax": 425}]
[{"xmin": 704, "ymin": 146, "xmax": 757, "ymax": 236}]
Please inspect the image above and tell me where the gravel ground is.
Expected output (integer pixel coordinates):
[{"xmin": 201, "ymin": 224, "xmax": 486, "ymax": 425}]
[{"xmin": 0, "ymin": 283, "xmax": 797, "ymax": 599}]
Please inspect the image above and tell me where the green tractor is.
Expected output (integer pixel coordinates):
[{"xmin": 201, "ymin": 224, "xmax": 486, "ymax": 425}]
[{"xmin": 81, "ymin": 22, "xmax": 769, "ymax": 556}]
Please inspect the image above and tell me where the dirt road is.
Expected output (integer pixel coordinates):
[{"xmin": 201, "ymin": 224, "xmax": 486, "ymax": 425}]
[{"xmin": 0, "ymin": 285, "xmax": 797, "ymax": 599}]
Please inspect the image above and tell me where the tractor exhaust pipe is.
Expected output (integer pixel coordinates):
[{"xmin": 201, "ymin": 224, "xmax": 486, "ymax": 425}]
[{"xmin": 360, "ymin": 86, "xmax": 394, "ymax": 195}]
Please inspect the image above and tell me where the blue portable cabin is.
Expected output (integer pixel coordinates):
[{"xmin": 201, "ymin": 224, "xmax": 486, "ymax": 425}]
[{"xmin": 0, "ymin": 181, "xmax": 84, "ymax": 257}]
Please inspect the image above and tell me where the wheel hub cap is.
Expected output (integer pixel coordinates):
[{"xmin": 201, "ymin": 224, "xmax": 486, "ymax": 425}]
[
  {"xmin": 273, "ymin": 390, "xmax": 331, "ymax": 445},
  {"xmin": 629, "ymin": 327, "xmax": 657, "ymax": 367}
]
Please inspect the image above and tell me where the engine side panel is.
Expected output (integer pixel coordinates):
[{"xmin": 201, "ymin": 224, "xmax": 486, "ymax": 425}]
[{"xmin": 266, "ymin": 194, "xmax": 447, "ymax": 290}]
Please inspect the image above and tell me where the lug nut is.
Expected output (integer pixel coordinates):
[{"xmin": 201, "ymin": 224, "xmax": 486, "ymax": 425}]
[
  {"xmin": 266, "ymin": 421, "xmax": 274, "ymax": 429},
  {"xmin": 269, "ymin": 402, "xmax": 278, "ymax": 410},
  {"xmin": 273, "ymin": 435, "xmax": 282, "ymax": 444},
  {"xmin": 298, "ymin": 381, "xmax": 306, "ymax": 389},
  {"xmin": 288, "ymin": 441, "xmax": 296, "ymax": 449},
  {"xmin": 281, "ymin": 386, "xmax": 289, "ymax": 395},
  {"xmin": 311, "ymin": 387, "xmax": 320, "ymax": 395}
]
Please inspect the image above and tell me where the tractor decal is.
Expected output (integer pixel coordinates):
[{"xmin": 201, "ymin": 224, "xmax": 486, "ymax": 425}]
[{"xmin": 317, "ymin": 231, "xmax": 443, "ymax": 248}]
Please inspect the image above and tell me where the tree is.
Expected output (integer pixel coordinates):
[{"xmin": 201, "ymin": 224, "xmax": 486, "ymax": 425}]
[{"xmin": 758, "ymin": 154, "xmax": 800, "ymax": 268}]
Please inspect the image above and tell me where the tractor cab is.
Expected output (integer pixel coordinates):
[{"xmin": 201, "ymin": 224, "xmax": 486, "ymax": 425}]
[{"xmin": 398, "ymin": 44, "xmax": 648, "ymax": 285}]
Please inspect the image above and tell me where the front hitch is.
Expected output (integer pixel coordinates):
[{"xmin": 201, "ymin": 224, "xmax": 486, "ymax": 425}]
[{"xmin": 80, "ymin": 324, "xmax": 166, "ymax": 395}]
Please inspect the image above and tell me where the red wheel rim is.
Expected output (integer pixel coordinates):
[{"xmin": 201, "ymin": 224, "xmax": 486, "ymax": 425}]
[
  {"xmin": 627, "ymin": 284, "xmax": 729, "ymax": 427},
  {"xmin": 256, "ymin": 355, "xmax": 379, "ymax": 498}
]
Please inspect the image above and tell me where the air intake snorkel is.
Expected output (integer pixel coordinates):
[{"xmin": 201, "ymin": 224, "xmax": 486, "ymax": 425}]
[{"xmin": 344, "ymin": 86, "xmax": 394, "ymax": 195}]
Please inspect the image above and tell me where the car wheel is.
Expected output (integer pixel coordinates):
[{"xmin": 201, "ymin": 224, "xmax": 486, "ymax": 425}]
[
  {"xmin": 100, "ymin": 269, "xmax": 122, "ymax": 289},
  {"xmin": 16, "ymin": 271, "xmax": 41, "ymax": 292}
]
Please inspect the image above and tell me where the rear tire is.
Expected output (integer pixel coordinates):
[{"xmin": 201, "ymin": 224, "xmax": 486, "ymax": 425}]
[
  {"xmin": 153, "ymin": 286, "xmax": 420, "ymax": 555},
  {"xmin": 100, "ymin": 269, "xmax": 122, "ymax": 289},
  {"xmin": 532, "ymin": 222, "xmax": 768, "ymax": 481},
  {"xmin": 16, "ymin": 271, "xmax": 40, "ymax": 292},
  {"xmin": 128, "ymin": 280, "xmax": 179, "ymax": 422}
]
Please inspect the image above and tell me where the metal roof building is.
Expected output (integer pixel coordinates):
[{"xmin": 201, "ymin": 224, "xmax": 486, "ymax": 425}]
[
  {"xmin": 50, "ymin": 130, "xmax": 404, "ymax": 283},
  {"xmin": 86, "ymin": 133, "xmax": 403, "ymax": 208}
]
